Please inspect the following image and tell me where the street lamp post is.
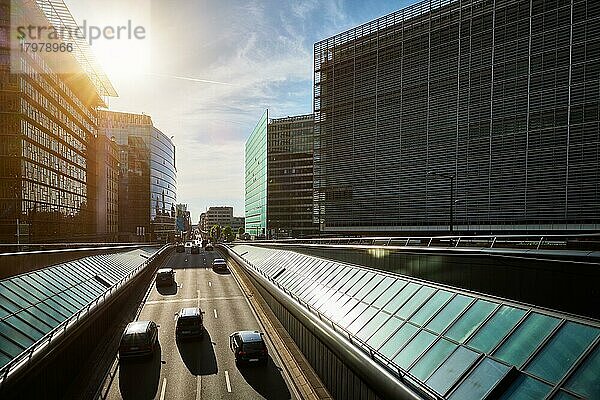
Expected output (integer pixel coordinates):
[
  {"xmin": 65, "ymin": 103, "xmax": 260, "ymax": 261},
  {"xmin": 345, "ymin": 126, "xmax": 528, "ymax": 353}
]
[{"xmin": 427, "ymin": 171, "xmax": 455, "ymax": 233}]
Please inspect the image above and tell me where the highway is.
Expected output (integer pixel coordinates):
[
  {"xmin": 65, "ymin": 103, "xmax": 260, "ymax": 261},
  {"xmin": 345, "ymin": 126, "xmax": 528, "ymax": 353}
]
[{"xmin": 104, "ymin": 247, "xmax": 294, "ymax": 400}]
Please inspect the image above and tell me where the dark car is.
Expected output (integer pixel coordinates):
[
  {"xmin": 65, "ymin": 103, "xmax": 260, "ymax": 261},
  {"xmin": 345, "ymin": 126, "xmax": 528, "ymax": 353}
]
[
  {"xmin": 212, "ymin": 258, "xmax": 228, "ymax": 272},
  {"xmin": 230, "ymin": 330, "xmax": 268, "ymax": 365},
  {"xmin": 175, "ymin": 307, "xmax": 204, "ymax": 339},
  {"xmin": 119, "ymin": 320, "xmax": 159, "ymax": 360},
  {"xmin": 191, "ymin": 245, "xmax": 200, "ymax": 254},
  {"xmin": 176, "ymin": 244, "xmax": 185, "ymax": 253},
  {"xmin": 205, "ymin": 243, "xmax": 213, "ymax": 251},
  {"xmin": 156, "ymin": 268, "xmax": 175, "ymax": 286}
]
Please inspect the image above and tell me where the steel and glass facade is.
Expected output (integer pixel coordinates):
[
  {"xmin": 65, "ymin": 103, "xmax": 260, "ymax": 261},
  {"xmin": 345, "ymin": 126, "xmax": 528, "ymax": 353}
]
[
  {"xmin": 245, "ymin": 110, "xmax": 268, "ymax": 237},
  {"xmin": 267, "ymin": 114, "xmax": 317, "ymax": 237},
  {"xmin": 0, "ymin": 0, "xmax": 116, "ymax": 243},
  {"xmin": 98, "ymin": 111, "xmax": 176, "ymax": 242},
  {"xmin": 314, "ymin": 0, "xmax": 600, "ymax": 234}
]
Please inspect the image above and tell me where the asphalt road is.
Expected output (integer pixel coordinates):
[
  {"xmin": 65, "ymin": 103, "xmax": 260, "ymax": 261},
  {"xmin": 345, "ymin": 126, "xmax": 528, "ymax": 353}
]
[{"xmin": 104, "ymin": 247, "xmax": 294, "ymax": 400}]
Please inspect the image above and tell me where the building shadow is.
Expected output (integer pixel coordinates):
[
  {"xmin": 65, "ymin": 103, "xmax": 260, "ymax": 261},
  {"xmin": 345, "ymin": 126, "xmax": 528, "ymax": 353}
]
[
  {"xmin": 238, "ymin": 356, "xmax": 291, "ymax": 400},
  {"xmin": 176, "ymin": 329, "xmax": 218, "ymax": 376},
  {"xmin": 156, "ymin": 282, "xmax": 178, "ymax": 295},
  {"xmin": 118, "ymin": 344, "xmax": 162, "ymax": 400}
]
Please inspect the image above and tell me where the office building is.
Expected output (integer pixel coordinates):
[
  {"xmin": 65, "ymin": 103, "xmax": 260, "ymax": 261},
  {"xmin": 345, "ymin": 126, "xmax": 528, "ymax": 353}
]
[
  {"xmin": 98, "ymin": 110, "xmax": 176, "ymax": 242},
  {"xmin": 0, "ymin": 0, "xmax": 116, "ymax": 243},
  {"xmin": 89, "ymin": 133, "xmax": 119, "ymax": 241},
  {"xmin": 314, "ymin": 0, "xmax": 600, "ymax": 234},
  {"xmin": 267, "ymin": 114, "xmax": 317, "ymax": 237},
  {"xmin": 245, "ymin": 110, "xmax": 268, "ymax": 237},
  {"xmin": 200, "ymin": 206, "xmax": 245, "ymax": 233}
]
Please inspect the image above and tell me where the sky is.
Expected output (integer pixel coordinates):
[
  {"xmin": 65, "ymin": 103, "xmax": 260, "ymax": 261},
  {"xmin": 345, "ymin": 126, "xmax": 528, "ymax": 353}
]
[{"xmin": 64, "ymin": 0, "xmax": 416, "ymax": 222}]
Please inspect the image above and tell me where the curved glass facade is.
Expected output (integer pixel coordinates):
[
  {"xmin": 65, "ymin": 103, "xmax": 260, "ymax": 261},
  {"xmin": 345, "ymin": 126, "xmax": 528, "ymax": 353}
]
[{"xmin": 150, "ymin": 126, "xmax": 177, "ymax": 241}]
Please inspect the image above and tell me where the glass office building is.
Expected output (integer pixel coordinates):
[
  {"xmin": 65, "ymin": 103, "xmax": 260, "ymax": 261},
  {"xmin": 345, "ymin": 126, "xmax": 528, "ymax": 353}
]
[
  {"xmin": 98, "ymin": 111, "xmax": 176, "ymax": 242},
  {"xmin": 245, "ymin": 110, "xmax": 268, "ymax": 237},
  {"xmin": 314, "ymin": 0, "xmax": 600, "ymax": 234},
  {"xmin": 0, "ymin": 0, "xmax": 116, "ymax": 243},
  {"xmin": 267, "ymin": 114, "xmax": 317, "ymax": 237}
]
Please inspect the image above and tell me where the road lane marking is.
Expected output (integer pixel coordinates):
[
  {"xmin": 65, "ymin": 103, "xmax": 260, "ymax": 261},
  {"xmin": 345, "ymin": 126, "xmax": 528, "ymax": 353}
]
[
  {"xmin": 225, "ymin": 370, "xmax": 232, "ymax": 393},
  {"xmin": 146, "ymin": 295, "xmax": 244, "ymax": 305},
  {"xmin": 159, "ymin": 378, "xmax": 167, "ymax": 400},
  {"xmin": 196, "ymin": 375, "xmax": 201, "ymax": 400},
  {"xmin": 213, "ymin": 309, "xmax": 218, "ymax": 319},
  {"xmin": 208, "ymin": 281, "xmax": 212, "ymax": 287},
  {"xmin": 197, "ymin": 290, "xmax": 200, "ymax": 308}
]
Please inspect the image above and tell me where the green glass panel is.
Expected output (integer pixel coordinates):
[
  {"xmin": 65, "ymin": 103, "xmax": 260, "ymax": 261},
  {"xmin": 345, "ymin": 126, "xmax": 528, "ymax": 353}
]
[
  {"xmin": 379, "ymin": 323, "xmax": 418, "ymax": 359},
  {"xmin": 36, "ymin": 302, "xmax": 66, "ymax": 325},
  {"xmin": 0, "ymin": 322, "xmax": 30, "ymax": 351},
  {"xmin": 329, "ymin": 267, "xmax": 354, "ymax": 290},
  {"xmin": 396, "ymin": 286, "xmax": 436, "ymax": 319},
  {"xmin": 340, "ymin": 302, "xmax": 368, "ymax": 328},
  {"xmin": 498, "ymin": 374, "xmax": 552, "ymax": 400},
  {"xmin": 12, "ymin": 277, "xmax": 45, "ymax": 301},
  {"xmin": 0, "ymin": 295, "xmax": 20, "ymax": 314},
  {"xmin": 348, "ymin": 306, "xmax": 378, "ymax": 335},
  {"xmin": 354, "ymin": 275, "xmax": 384, "ymax": 300},
  {"xmin": 356, "ymin": 311, "xmax": 391, "ymax": 342},
  {"xmin": 0, "ymin": 331, "xmax": 25, "ymax": 358},
  {"xmin": 44, "ymin": 298, "xmax": 74, "ymax": 317},
  {"xmin": 348, "ymin": 273, "xmax": 375, "ymax": 297},
  {"xmin": 410, "ymin": 338, "xmax": 457, "ymax": 381},
  {"xmin": 564, "ymin": 343, "xmax": 600, "ymax": 398},
  {"xmin": 394, "ymin": 330, "xmax": 437, "ymax": 369},
  {"xmin": 526, "ymin": 322, "xmax": 599, "ymax": 384},
  {"xmin": 426, "ymin": 346, "xmax": 479, "ymax": 396},
  {"xmin": 369, "ymin": 316, "xmax": 403, "ymax": 350},
  {"xmin": 0, "ymin": 283, "xmax": 30, "ymax": 308},
  {"xmin": 410, "ymin": 290, "xmax": 453, "ymax": 326},
  {"xmin": 0, "ymin": 351, "xmax": 12, "ymax": 369},
  {"xmin": 17, "ymin": 309, "xmax": 53, "ymax": 333},
  {"xmin": 372, "ymin": 280, "xmax": 407, "ymax": 309},
  {"xmin": 449, "ymin": 357, "xmax": 509, "ymax": 399},
  {"xmin": 446, "ymin": 300, "xmax": 496, "ymax": 343},
  {"xmin": 552, "ymin": 391, "xmax": 580, "ymax": 400},
  {"xmin": 494, "ymin": 312, "xmax": 560, "ymax": 367},
  {"xmin": 468, "ymin": 305, "xmax": 526, "ymax": 353},
  {"xmin": 4, "ymin": 315, "xmax": 44, "ymax": 342},
  {"xmin": 363, "ymin": 276, "xmax": 395, "ymax": 304},
  {"xmin": 382, "ymin": 282, "xmax": 420, "ymax": 313},
  {"xmin": 427, "ymin": 294, "xmax": 472, "ymax": 334},
  {"xmin": 333, "ymin": 298, "xmax": 359, "ymax": 323}
]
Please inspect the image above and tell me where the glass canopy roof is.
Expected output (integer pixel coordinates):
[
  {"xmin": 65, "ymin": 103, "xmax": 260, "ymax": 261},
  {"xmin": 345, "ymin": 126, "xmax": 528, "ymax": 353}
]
[
  {"xmin": 0, "ymin": 247, "xmax": 159, "ymax": 370},
  {"xmin": 233, "ymin": 244, "xmax": 600, "ymax": 400}
]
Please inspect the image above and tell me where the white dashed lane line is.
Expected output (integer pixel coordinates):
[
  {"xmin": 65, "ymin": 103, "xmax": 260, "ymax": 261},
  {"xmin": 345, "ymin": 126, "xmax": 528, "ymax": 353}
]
[
  {"xmin": 225, "ymin": 370, "xmax": 232, "ymax": 393},
  {"xmin": 159, "ymin": 378, "xmax": 167, "ymax": 400},
  {"xmin": 213, "ymin": 309, "xmax": 218, "ymax": 319}
]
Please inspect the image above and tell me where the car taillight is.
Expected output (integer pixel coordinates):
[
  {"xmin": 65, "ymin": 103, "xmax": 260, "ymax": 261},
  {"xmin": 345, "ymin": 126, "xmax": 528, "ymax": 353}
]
[{"xmin": 238, "ymin": 351, "xmax": 246, "ymax": 356}]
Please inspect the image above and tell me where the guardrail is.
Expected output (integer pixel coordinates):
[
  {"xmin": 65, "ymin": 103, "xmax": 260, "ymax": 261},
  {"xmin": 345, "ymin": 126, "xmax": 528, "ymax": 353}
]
[
  {"xmin": 0, "ymin": 244, "xmax": 170, "ymax": 389},
  {"xmin": 245, "ymin": 233, "xmax": 600, "ymax": 251},
  {"xmin": 221, "ymin": 244, "xmax": 435, "ymax": 400}
]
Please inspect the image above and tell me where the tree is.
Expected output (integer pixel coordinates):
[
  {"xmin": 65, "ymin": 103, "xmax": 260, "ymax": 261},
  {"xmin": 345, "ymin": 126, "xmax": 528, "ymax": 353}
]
[
  {"xmin": 223, "ymin": 225, "xmax": 234, "ymax": 242},
  {"xmin": 237, "ymin": 226, "xmax": 245, "ymax": 237},
  {"xmin": 209, "ymin": 224, "xmax": 221, "ymax": 242}
]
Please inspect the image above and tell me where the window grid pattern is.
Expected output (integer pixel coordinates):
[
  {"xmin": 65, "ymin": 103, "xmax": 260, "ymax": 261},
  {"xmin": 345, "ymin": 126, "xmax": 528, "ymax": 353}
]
[
  {"xmin": 0, "ymin": 247, "xmax": 159, "ymax": 370},
  {"xmin": 234, "ymin": 244, "xmax": 600, "ymax": 399},
  {"xmin": 313, "ymin": 0, "xmax": 600, "ymax": 232}
]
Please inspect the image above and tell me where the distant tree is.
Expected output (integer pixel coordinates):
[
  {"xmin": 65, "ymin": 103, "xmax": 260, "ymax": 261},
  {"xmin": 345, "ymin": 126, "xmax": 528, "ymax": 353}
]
[
  {"xmin": 209, "ymin": 224, "xmax": 221, "ymax": 242},
  {"xmin": 223, "ymin": 225, "xmax": 234, "ymax": 242},
  {"xmin": 237, "ymin": 226, "xmax": 245, "ymax": 236}
]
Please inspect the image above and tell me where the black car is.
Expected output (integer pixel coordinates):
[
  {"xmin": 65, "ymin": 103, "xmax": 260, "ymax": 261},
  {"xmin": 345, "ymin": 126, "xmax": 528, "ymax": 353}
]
[
  {"xmin": 176, "ymin": 244, "xmax": 185, "ymax": 253},
  {"xmin": 212, "ymin": 258, "xmax": 228, "ymax": 272},
  {"xmin": 191, "ymin": 245, "xmax": 200, "ymax": 254},
  {"xmin": 175, "ymin": 307, "xmax": 204, "ymax": 339},
  {"xmin": 205, "ymin": 243, "xmax": 213, "ymax": 251},
  {"xmin": 156, "ymin": 268, "xmax": 175, "ymax": 286},
  {"xmin": 119, "ymin": 320, "xmax": 159, "ymax": 360},
  {"xmin": 229, "ymin": 330, "xmax": 268, "ymax": 365}
]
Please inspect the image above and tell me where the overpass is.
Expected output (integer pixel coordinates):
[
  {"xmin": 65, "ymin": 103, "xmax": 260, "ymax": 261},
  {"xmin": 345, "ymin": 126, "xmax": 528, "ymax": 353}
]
[{"xmin": 0, "ymin": 237, "xmax": 598, "ymax": 399}]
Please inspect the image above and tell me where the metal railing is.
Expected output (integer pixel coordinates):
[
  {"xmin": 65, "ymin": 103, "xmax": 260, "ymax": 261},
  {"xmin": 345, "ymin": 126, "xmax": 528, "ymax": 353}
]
[
  {"xmin": 0, "ymin": 244, "xmax": 169, "ymax": 389},
  {"xmin": 246, "ymin": 233, "xmax": 600, "ymax": 251}
]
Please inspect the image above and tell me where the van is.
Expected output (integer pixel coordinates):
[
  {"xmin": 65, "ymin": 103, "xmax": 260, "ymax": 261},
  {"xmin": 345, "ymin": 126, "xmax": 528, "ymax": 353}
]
[{"xmin": 175, "ymin": 307, "xmax": 204, "ymax": 339}]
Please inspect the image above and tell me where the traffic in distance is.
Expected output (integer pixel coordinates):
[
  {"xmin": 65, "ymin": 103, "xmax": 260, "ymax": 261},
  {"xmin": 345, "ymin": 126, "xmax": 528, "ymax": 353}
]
[{"xmin": 105, "ymin": 243, "xmax": 293, "ymax": 399}]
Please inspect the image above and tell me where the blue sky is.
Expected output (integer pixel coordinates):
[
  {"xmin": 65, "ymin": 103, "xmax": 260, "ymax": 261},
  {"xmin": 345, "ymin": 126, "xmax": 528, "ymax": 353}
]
[{"xmin": 65, "ymin": 0, "xmax": 417, "ymax": 221}]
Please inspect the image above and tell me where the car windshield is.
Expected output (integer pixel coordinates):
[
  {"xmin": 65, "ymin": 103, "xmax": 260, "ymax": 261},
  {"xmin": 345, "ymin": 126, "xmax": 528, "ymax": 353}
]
[{"xmin": 122, "ymin": 332, "xmax": 148, "ymax": 346}]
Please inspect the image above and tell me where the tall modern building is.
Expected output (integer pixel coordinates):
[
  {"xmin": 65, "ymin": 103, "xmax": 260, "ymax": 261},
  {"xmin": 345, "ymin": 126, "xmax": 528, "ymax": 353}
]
[
  {"xmin": 98, "ymin": 110, "xmax": 176, "ymax": 242},
  {"xmin": 268, "ymin": 114, "xmax": 317, "ymax": 237},
  {"xmin": 314, "ymin": 0, "xmax": 600, "ymax": 234},
  {"xmin": 245, "ymin": 110, "xmax": 268, "ymax": 237},
  {"xmin": 0, "ymin": 0, "xmax": 116, "ymax": 243},
  {"xmin": 89, "ymin": 133, "xmax": 119, "ymax": 241}
]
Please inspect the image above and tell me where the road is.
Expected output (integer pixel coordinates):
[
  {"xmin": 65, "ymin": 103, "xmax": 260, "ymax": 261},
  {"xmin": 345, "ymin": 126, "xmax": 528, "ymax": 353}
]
[{"xmin": 104, "ymin": 247, "xmax": 294, "ymax": 400}]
